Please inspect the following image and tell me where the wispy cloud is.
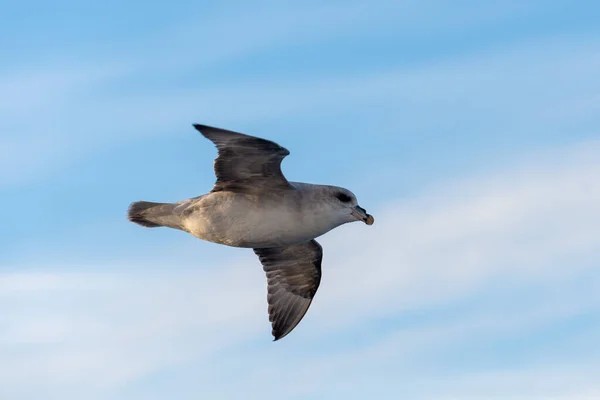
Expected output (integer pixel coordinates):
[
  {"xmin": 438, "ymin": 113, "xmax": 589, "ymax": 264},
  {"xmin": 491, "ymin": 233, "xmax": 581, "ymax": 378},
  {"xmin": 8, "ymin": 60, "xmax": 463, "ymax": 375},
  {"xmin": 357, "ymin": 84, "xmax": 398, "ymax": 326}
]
[
  {"xmin": 422, "ymin": 365, "xmax": 600, "ymax": 400},
  {"xmin": 2, "ymin": 137, "xmax": 599, "ymax": 399},
  {"xmin": 2, "ymin": 31, "xmax": 600, "ymax": 186}
]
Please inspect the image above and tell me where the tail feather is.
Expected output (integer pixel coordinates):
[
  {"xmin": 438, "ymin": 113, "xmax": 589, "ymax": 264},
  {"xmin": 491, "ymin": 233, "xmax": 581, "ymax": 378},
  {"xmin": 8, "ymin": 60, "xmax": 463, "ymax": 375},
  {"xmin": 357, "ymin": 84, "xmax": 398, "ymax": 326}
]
[{"xmin": 128, "ymin": 201, "xmax": 172, "ymax": 228}]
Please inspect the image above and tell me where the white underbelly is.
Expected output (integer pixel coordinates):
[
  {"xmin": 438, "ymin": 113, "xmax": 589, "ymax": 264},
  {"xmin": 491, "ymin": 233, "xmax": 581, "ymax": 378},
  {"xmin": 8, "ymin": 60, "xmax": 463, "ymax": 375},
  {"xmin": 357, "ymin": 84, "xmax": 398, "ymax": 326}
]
[{"xmin": 182, "ymin": 195, "xmax": 328, "ymax": 248}]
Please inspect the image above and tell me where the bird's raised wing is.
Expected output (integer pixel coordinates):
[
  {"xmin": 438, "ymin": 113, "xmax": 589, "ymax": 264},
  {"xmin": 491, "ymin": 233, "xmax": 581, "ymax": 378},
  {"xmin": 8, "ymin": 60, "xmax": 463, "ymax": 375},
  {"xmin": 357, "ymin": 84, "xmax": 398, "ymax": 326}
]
[
  {"xmin": 193, "ymin": 124, "xmax": 291, "ymax": 193},
  {"xmin": 253, "ymin": 240, "xmax": 323, "ymax": 341}
]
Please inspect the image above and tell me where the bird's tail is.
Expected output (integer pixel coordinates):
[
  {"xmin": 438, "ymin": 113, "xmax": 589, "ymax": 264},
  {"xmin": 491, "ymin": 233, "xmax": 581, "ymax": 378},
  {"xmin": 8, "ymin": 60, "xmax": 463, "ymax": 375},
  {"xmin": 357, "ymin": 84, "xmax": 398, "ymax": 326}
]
[{"xmin": 127, "ymin": 201, "xmax": 182, "ymax": 229}]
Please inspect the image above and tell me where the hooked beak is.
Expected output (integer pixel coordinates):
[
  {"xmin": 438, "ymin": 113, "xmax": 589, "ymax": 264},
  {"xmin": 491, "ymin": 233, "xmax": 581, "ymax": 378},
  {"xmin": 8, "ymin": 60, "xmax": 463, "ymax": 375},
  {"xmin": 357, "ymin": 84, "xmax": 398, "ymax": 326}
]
[{"xmin": 351, "ymin": 205, "xmax": 374, "ymax": 225}]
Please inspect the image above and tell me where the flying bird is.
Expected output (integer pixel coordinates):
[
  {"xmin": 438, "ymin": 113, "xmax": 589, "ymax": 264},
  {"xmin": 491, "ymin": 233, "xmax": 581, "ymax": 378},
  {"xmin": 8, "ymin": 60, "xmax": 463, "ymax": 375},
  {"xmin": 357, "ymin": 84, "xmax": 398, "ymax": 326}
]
[{"xmin": 128, "ymin": 124, "xmax": 374, "ymax": 340}]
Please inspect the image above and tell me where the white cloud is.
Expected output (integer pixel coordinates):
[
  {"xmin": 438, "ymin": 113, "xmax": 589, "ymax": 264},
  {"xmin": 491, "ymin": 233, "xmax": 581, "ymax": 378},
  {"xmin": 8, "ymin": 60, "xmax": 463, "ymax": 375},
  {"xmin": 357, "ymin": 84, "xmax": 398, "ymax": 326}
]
[
  {"xmin": 2, "ymin": 10, "xmax": 600, "ymax": 186},
  {"xmin": 0, "ymin": 62, "xmax": 129, "ymax": 184},
  {"xmin": 0, "ymin": 64, "xmax": 127, "ymax": 116},
  {"xmin": 2, "ymin": 137, "xmax": 599, "ymax": 399},
  {"xmin": 60, "ymin": 0, "xmax": 542, "ymax": 80},
  {"xmin": 422, "ymin": 365, "xmax": 600, "ymax": 400},
  {"xmin": 310, "ymin": 138, "xmax": 600, "ymax": 326}
]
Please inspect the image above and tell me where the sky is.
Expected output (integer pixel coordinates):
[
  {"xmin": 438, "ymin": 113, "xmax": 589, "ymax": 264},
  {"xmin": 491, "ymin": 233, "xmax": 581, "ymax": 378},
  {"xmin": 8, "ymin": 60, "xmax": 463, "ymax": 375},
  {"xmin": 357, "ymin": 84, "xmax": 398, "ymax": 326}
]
[{"xmin": 1, "ymin": 0, "xmax": 600, "ymax": 399}]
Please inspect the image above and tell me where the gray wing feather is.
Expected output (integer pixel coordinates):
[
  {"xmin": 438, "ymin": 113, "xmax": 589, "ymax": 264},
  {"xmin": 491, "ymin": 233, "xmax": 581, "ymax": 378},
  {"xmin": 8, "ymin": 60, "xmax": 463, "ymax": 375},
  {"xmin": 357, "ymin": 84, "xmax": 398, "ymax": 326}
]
[
  {"xmin": 193, "ymin": 124, "xmax": 291, "ymax": 193},
  {"xmin": 254, "ymin": 240, "xmax": 323, "ymax": 341}
]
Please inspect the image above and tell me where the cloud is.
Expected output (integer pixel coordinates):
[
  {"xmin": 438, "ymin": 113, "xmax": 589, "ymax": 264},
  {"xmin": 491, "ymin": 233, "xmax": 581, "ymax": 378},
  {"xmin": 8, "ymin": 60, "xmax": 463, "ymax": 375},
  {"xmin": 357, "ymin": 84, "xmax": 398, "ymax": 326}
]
[
  {"xmin": 0, "ymin": 264, "xmax": 266, "ymax": 397},
  {"xmin": 311, "ymin": 138, "xmax": 600, "ymax": 326},
  {"xmin": 128, "ymin": 0, "xmax": 543, "ymax": 75},
  {"xmin": 0, "ymin": 62, "xmax": 129, "ymax": 185},
  {"xmin": 2, "ymin": 137, "xmax": 599, "ymax": 399},
  {"xmin": 2, "ymin": 5, "xmax": 600, "ymax": 186},
  {"xmin": 422, "ymin": 365, "xmax": 600, "ymax": 400}
]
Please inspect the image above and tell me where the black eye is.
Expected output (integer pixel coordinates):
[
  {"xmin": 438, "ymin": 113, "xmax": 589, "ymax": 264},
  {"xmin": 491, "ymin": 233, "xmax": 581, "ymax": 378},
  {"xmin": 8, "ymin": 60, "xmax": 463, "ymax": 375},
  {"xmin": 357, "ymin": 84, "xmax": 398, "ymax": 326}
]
[{"xmin": 336, "ymin": 192, "xmax": 352, "ymax": 203}]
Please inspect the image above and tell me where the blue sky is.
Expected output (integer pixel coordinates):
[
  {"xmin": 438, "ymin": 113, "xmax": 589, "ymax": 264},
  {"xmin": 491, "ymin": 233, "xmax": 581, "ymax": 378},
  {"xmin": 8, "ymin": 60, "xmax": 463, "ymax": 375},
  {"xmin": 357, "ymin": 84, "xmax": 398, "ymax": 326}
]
[{"xmin": 2, "ymin": 1, "xmax": 600, "ymax": 399}]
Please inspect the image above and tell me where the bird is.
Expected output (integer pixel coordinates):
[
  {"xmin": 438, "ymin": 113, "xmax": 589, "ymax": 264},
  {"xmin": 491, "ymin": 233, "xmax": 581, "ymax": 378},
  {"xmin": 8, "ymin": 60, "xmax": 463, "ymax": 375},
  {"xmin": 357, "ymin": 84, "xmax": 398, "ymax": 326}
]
[{"xmin": 127, "ymin": 124, "xmax": 374, "ymax": 341}]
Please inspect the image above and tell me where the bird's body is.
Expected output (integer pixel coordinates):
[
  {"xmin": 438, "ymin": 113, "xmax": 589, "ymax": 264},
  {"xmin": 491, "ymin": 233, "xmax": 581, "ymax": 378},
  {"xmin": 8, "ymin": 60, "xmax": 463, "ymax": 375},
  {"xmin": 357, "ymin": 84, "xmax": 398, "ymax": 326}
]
[
  {"xmin": 135, "ymin": 182, "xmax": 357, "ymax": 248},
  {"xmin": 128, "ymin": 124, "xmax": 373, "ymax": 340}
]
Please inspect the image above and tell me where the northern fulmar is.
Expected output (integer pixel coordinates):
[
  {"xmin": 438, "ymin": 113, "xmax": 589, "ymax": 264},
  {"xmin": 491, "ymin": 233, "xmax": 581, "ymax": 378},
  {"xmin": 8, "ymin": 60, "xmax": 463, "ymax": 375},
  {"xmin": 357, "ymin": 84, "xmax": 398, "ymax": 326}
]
[{"xmin": 128, "ymin": 124, "xmax": 374, "ymax": 341}]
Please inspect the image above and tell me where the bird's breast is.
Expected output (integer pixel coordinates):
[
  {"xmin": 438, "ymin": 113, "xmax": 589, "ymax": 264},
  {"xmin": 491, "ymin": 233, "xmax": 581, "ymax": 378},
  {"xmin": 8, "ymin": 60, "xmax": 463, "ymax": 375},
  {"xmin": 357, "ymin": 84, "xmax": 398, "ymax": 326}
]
[{"xmin": 182, "ymin": 192, "xmax": 335, "ymax": 248}]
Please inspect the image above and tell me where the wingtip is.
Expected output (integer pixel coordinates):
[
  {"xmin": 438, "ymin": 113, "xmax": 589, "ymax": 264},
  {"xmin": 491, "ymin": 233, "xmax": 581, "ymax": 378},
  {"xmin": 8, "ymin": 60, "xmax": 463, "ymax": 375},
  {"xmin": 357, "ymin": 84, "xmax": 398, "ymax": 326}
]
[
  {"xmin": 192, "ymin": 123, "xmax": 219, "ymax": 140},
  {"xmin": 272, "ymin": 329, "xmax": 281, "ymax": 341},
  {"xmin": 271, "ymin": 328, "xmax": 291, "ymax": 342},
  {"xmin": 192, "ymin": 123, "xmax": 235, "ymax": 139},
  {"xmin": 192, "ymin": 123, "xmax": 207, "ymax": 132}
]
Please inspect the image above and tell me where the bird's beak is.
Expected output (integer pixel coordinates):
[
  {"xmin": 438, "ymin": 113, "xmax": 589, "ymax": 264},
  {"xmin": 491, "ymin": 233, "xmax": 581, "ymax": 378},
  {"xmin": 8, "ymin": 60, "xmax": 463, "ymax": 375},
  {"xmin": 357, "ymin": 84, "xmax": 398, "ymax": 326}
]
[{"xmin": 351, "ymin": 205, "xmax": 374, "ymax": 225}]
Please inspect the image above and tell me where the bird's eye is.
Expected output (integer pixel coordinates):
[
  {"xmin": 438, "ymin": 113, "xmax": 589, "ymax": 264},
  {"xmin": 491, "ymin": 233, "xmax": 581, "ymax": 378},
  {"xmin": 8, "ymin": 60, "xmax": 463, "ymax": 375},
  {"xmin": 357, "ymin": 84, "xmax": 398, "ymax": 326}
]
[{"xmin": 336, "ymin": 192, "xmax": 352, "ymax": 203}]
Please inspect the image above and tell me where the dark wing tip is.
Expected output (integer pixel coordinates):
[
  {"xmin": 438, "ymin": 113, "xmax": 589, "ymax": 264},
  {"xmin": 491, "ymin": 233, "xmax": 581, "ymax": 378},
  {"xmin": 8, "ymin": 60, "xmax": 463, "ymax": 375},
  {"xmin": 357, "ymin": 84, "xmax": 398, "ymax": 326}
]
[
  {"xmin": 192, "ymin": 123, "xmax": 212, "ymax": 130},
  {"xmin": 270, "ymin": 323, "xmax": 304, "ymax": 342},
  {"xmin": 192, "ymin": 123, "xmax": 290, "ymax": 155},
  {"xmin": 272, "ymin": 323, "xmax": 296, "ymax": 341},
  {"xmin": 192, "ymin": 123, "xmax": 221, "ymax": 137},
  {"xmin": 192, "ymin": 122, "xmax": 236, "ymax": 136}
]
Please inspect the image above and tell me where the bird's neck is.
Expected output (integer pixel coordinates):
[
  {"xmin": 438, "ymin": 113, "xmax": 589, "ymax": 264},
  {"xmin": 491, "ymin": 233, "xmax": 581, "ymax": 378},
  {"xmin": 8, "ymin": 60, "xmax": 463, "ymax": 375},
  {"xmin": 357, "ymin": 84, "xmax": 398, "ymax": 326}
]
[{"xmin": 289, "ymin": 184, "xmax": 349, "ymax": 235}]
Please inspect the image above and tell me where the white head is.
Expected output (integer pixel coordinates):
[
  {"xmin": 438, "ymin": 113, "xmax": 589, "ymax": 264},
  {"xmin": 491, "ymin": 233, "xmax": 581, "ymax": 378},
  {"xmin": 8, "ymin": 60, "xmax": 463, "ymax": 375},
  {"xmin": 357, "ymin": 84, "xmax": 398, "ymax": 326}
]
[{"xmin": 316, "ymin": 185, "xmax": 374, "ymax": 227}]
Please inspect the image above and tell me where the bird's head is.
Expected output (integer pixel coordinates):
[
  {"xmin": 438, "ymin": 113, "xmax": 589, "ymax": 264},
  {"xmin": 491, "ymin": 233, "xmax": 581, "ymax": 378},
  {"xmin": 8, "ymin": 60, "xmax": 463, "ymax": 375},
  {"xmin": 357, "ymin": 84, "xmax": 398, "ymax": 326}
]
[{"xmin": 323, "ymin": 186, "xmax": 374, "ymax": 226}]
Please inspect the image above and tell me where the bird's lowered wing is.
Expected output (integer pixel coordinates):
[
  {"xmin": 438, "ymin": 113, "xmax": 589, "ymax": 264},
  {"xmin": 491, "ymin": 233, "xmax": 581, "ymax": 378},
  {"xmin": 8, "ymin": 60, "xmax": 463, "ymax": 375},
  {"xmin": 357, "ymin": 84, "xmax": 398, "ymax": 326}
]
[
  {"xmin": 193, "ymin": 124, "xmax": 291, "ymax": 193},
  {"xmin": 254, "ymin": 240, "xmax": 323, "ymax": 341}
]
